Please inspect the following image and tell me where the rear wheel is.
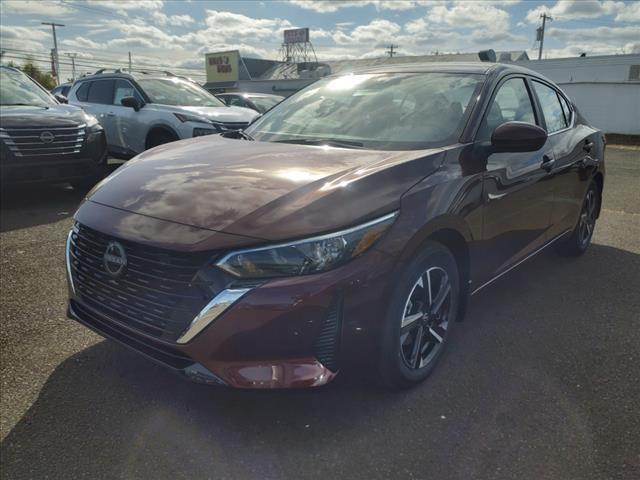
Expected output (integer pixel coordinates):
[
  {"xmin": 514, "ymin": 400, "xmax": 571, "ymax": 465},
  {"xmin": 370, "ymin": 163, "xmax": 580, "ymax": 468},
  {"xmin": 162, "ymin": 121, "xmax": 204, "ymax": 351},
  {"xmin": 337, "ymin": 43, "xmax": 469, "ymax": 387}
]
[
  {"xmin": 379, "ymin": 241, "xmax": 460, "ymax": 389},
  {"xmin": 557, "ymin": 181, "xmax": 599, "ymax": 256}
]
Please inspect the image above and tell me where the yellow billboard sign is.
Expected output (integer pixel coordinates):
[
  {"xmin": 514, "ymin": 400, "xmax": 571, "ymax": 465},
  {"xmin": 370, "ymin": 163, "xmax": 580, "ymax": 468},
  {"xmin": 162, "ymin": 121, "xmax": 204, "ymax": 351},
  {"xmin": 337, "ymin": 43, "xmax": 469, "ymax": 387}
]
[{"xmin": 205, "ymin": 50, "xmax": 240, "ymax": 83}]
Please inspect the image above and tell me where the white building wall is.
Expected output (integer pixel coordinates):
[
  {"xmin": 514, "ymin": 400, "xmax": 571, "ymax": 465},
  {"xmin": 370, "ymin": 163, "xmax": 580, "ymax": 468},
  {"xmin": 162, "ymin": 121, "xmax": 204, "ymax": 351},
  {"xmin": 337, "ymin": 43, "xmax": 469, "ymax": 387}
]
[{"xmin": 516, "ymin": 54, "xmax": 640, "ymax": 135}]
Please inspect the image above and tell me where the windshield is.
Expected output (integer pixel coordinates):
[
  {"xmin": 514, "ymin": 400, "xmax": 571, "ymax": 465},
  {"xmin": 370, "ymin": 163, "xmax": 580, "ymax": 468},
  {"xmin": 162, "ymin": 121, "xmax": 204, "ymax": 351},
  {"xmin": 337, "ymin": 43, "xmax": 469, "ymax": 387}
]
[
  {"xmin": 0, "ymin": 70, "xmax": 56, "ymax": 107},
  {"xmin": 246, "ymin": 72, "xmax": 484, "ymax": 150},
  {"xmin": 137, "ymin": 77, "xmax": 225, "ymax": 107},
  {"xmin": 250, "ymin": 96, "xmax": 281, "ymax": 113}
]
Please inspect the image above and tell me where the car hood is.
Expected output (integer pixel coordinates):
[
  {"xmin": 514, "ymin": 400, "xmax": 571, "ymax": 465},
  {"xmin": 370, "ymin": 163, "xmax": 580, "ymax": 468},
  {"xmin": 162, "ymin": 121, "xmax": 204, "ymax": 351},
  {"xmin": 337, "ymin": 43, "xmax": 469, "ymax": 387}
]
[
  {"xmin": 0, "ymin": 104, "xmax": 86, "ymax": 128},
  {"xmin": 180, "ymin": 105, "xmax": 259, "ymax": 123},
  {"xmin": 87, "ymin": 135, "xmax": 444, "ymax": 241}
]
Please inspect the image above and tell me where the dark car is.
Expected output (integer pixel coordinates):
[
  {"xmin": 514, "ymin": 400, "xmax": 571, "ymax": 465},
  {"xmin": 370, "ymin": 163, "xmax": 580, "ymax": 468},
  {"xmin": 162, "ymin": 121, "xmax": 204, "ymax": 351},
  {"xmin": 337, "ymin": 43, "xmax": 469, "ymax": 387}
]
[
  {"xmin": 1, "ymin": 67, "xmax": 108, "ymax": 189},
  {"xmin": 216, "ymin": 92, "xmax": 284, "ymax": 113},
  {"xmin": 66, "ymin": 63, "xmax": 605, "ymax": 389},
  {"xmin": 50, "ymin": 82, "xmax": 72, "ymax": 99}
]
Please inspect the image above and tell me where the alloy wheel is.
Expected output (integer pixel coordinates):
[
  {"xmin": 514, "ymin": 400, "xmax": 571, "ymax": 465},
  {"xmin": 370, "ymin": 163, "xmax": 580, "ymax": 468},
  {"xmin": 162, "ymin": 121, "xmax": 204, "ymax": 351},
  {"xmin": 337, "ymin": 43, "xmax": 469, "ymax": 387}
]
[
  {"xmin": 578, "ymin": 189, "xmax": 597, "ymax": 248},
  {"xmin": 400, "ymin": 266, "xmax": 452, "ymax": 370}
]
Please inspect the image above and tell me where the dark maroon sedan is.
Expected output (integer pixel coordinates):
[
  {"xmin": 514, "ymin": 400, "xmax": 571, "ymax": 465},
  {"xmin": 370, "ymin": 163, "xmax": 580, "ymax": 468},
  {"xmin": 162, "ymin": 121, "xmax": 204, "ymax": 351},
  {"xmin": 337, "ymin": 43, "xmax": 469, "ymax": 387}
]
[{"xmin": 66, "ymin": 63, "xmax": 605, "ymax": 389}]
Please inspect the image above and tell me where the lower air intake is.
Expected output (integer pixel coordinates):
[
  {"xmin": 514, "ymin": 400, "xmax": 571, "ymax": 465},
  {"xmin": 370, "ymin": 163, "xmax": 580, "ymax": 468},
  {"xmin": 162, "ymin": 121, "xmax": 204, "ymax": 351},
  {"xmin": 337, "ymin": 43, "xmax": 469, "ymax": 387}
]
[{"xmin": 314, "ymin": 299, "xmax": 342, "ymax": 372}]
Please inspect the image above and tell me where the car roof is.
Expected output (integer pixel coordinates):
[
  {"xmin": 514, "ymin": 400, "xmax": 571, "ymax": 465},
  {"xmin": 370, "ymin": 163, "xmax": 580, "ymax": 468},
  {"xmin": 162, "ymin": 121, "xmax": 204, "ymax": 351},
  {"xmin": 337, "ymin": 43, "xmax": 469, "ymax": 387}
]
[{"xmin": 344, "ymin": 61, "xmax": 544, "ymax": 78}]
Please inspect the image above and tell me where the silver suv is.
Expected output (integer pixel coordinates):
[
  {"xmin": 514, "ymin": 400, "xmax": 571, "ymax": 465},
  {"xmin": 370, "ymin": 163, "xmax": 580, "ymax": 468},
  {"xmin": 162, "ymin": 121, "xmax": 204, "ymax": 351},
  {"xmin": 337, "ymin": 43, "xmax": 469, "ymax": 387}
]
[{"xmin": 67, "ymin": 71, "xmax": 259, "ymax": 158}]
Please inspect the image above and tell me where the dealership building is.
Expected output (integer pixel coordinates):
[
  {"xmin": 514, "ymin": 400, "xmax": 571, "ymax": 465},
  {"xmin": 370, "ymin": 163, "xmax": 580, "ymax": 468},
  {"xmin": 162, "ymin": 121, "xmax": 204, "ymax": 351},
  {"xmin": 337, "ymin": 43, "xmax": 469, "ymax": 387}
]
[{"xmin": 202, "ymin": 29, "xmax": 639, "ymax": 135}]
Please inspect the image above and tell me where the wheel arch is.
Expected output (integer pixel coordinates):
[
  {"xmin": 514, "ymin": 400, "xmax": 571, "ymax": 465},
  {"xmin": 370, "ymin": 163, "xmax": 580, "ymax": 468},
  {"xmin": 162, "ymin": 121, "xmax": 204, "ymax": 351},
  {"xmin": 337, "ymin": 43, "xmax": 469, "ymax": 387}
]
[
  {"xmin": 593, "ymin": 171, "xmax": 604, "ymax": 218},
  {"xmin": 145, "ymin": 124, "xmax": 180, "ymax": 149},
  {"xmin": 398, "ymin": 216, "xmax": 473, "ymax": 321}
]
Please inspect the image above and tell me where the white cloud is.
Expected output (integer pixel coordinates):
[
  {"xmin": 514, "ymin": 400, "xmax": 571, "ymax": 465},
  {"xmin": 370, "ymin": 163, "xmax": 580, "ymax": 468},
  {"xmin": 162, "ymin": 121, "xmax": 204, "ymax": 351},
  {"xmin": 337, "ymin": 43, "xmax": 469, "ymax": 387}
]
[
  {"xmin": 523, "ymin": 0, "xmax": 640, "ymax": 24},
  {"xmin": 427, "ymin": 2, "xmax": 511, "ymax": 31},
  {"xmin": 289, "ymin": 0, "xmax": 427, "ymax": 13},
  {"xmin": 86, "ymin": 0, "xmax": 164, "ymax": 13},
  {"xmin": 0, "ymin": 0, "xmax": 74, "ymax": 16},
  {"xmin": 333, "ymin": 19, "xmax": 402, "ymax": 45},
  {"xmin": 151, "ymin": 11, "xmax": 195, "ymax": 27}
]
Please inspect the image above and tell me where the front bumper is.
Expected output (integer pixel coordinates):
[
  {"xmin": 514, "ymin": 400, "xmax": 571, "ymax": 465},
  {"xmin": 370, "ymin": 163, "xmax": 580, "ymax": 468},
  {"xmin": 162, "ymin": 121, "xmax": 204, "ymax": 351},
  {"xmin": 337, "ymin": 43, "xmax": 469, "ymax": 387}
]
[{"xmin": 66, "ymin": 221, "xmax": 396, "ymax": 388}]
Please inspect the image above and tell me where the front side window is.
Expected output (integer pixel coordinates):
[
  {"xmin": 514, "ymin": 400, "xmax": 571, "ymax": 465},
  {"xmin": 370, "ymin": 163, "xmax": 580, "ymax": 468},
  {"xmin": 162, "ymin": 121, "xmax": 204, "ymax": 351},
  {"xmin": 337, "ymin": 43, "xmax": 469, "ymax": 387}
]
[
  {"xmin": 137, "ymin": 78, "xmax": 225, "ymax": 107},
  {"xmin": 113, "ymin": 79, "xmax": 141, "ymax": 106},
  {"xmin": 532, "ymin": 81, "xmax": 568, "ymax": 133},
  {"xmin": 478, "ymin": 77, "xmax": 536, "ymax": 140},
  {"xmin": 0, "ymin": 69, "xmax": 56, "ymax": 107},
  {"xmin": 245, "ymin": 72, "xmax": 484, "ymax": 151},
  {"xmin": 87, "ymin": 79, "xmax": 114, "ymax": 105}
]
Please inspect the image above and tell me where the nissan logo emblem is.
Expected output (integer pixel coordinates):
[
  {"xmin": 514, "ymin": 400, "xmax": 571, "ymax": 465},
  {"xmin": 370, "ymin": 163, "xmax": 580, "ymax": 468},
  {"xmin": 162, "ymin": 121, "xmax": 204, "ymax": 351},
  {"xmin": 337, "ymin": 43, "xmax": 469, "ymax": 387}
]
[
  {"xmin": 39, "ymin": 131, "xmax": 55, "ymax": 143},
  {"xmin": 103, "ymin": 241, "xmax": 127, "ymax": 277}
]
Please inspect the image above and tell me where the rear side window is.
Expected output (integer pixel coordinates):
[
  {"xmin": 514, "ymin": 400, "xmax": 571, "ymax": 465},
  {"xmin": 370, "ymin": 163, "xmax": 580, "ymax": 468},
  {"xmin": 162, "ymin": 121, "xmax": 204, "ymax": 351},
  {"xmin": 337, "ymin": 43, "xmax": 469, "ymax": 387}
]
[
  {"xmin": 87, "ymin": 79, "xmax": 114, "ymax": 105},
  {"xmin": 478, "ymin": 78, "xmax": 536, "ymax": 140},
  {"xmin": 75, "ymin": 82, "xmax": 90, "ymax": 102},
  {"xmin": 557, "ymin": 93, "xmax": 573, "ymax": 126},
  {"xmin": 532, "ymin": 81, "xmax": 568, "ymax": 133}
]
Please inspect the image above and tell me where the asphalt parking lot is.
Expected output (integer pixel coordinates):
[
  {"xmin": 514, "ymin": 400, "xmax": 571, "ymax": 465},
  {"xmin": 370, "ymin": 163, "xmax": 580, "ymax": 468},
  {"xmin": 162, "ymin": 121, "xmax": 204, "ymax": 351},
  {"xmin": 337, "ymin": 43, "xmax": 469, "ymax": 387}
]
[{"xmin": 1, "ymin": 147, "xmax": 638, "ymax": 480}]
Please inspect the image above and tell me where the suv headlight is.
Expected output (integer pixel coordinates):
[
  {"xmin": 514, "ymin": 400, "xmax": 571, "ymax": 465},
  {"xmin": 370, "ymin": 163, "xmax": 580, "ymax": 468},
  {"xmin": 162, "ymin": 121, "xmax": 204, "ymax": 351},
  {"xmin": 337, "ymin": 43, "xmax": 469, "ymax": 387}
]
[
  {"xmin": 174, "ymin": 112, "xmax": 211, "ymax": 124},
  {"xmin": 216, "ymin": 212, "xmax": 397, "ymax": 279},
  {"xmin": 83, "ymin": 112, "xmax": 101, "ymax": 130}
]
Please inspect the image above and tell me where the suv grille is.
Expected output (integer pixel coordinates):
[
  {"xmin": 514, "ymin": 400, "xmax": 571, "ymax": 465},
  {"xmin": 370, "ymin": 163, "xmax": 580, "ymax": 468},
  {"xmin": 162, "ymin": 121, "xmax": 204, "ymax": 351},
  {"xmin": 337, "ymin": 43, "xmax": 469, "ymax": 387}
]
[
  {"xmin": 68, "ymin": 223, "xmax": 213, "ymax": 342},
  {"xmin": 0, "ymin": 124, "xmax": 86, "ymax": 157}
]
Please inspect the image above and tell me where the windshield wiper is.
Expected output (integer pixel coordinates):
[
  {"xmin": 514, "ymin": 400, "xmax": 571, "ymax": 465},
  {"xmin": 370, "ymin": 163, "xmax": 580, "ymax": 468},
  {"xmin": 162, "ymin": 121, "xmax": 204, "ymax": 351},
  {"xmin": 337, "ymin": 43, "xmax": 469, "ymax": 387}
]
[
  {"xmin": 272, "ymin": 138, "xmax": 365, "ymax": 149},
  {"xmin": 220, "ymin": 130, "xmax": 254, "ymax": 140}
]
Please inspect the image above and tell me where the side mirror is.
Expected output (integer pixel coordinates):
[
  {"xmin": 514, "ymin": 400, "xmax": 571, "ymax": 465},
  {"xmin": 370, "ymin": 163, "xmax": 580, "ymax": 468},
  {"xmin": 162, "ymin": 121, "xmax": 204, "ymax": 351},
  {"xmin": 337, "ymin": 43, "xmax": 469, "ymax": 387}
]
[
  {"xmin": 121, "ymin": 96, "xmax": 142, "ymax": 112},
  {"xmin": 491, "ymin": 121, "xmax": 547, "ymax": 153},
  {"xmin": 55, "ymin": 94, "xmax": 68, "ymax": 104}
]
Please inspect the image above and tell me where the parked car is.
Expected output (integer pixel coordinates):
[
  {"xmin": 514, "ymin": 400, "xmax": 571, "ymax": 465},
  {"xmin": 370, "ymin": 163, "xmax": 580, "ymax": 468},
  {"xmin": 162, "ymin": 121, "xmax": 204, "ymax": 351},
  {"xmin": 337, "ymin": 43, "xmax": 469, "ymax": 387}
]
[
  {"xmin": 66, "ymin": 62, "xmax": 605, "ymax": 389},
  {"xmin": 0, "ymin": 66, "xmax": 107, "ymax": 189},
  {"xmin": 216, "ymin": 92, "xmax": 284, "ymax": 113},
  {"xmin": 51, "ymin": 82, "xmax": 72, "ymax": 98},
  {"xmin": 67, "ymin": 71, "xmax": 259, "ymax": 159}
]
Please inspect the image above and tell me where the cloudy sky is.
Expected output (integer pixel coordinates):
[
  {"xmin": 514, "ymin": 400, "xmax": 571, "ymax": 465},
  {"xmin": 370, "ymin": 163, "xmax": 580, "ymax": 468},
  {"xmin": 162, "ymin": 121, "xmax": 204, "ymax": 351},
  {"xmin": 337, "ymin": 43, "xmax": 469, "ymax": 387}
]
[{"xmin": 1, "ymin": 0, "xmax": 639, "ymax": 82}]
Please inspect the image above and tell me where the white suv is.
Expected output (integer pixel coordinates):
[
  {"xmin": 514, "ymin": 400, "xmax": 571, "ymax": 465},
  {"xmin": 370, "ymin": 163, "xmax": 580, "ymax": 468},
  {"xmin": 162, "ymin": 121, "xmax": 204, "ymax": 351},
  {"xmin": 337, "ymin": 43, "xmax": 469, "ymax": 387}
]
[{"xmin": 67, "ymin": 71, "xmax": 259, "ymax": 158}]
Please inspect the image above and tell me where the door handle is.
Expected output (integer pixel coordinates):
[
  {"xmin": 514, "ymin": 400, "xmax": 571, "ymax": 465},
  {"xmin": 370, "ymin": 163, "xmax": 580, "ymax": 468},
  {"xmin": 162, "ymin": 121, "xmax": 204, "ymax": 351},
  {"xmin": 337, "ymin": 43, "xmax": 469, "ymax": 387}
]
[
  {"xmin": 583, "ymin": 140, "xmax": 593, "ymax": 152},
  {"xmin": 106, "ymin": 112, "xmax": 116, "ymax": 117},
  {"xmin": 541, "ymin": 155, "xmax": 555, "ymax": 172}
]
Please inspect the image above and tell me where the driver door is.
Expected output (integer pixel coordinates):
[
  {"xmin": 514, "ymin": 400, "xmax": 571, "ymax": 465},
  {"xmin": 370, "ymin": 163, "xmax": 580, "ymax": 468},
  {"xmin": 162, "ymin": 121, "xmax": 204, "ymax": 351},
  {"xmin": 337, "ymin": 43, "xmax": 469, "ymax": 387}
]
[{"xmin": 478, "ymin": 76, "xmax": 556, "ymax": 282}]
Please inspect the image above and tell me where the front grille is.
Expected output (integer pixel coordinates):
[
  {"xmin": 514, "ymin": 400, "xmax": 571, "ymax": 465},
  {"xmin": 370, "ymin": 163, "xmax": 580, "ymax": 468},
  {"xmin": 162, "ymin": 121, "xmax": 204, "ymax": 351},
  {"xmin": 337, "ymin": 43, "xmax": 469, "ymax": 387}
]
[
  {"xmin": 314, "ymin": 299, "xmax": 342, "ymax": 372},
  {"xmin": 0, "ymin": 124, "xmax": 86, "ymax": 157},
  {"xmin": 68, "ymin": 223, "xmax": 213, "ymax": 342}
]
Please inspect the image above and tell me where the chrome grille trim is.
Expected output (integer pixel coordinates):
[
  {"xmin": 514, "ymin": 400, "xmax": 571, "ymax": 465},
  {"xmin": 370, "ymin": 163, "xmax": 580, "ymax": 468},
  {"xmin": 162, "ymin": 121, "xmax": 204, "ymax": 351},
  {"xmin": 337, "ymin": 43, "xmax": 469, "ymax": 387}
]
[{"xmin": 0, "ymin": 124, "xmax": 86, "ymax": 157}]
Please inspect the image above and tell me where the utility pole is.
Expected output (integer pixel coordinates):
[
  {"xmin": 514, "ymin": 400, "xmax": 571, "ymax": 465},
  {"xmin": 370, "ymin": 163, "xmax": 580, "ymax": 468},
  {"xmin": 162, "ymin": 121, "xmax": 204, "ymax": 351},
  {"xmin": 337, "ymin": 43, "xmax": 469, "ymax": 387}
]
[
  {"xmin": 66, "ymin": 52, "xmax": 77, "ymax": 81},
  {"xmin": 537, "ymin": 13, "xmax": 552, "ymax": 60},
  {"xmin": 128, "ymin": 51, "xmax": 132, "ymax": 73},
  {"xmin": 42, "ymin": 22, "xmax": 64, "ymax": 84},
  {"xmin": 386, "ymin": 44, "xmax": 399, "ymax": 58}
]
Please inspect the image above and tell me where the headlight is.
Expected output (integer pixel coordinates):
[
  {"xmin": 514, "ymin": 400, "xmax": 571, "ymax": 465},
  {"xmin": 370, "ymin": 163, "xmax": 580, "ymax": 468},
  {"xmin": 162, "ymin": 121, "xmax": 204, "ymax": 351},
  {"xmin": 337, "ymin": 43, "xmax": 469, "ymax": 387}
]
[
  {"xmin": 174, "ymin": 112, "xmax": 211, "ymax": 124},
  {"xmin": 216, "ymin": 212, "xmax": 398, "ymax": 279}
]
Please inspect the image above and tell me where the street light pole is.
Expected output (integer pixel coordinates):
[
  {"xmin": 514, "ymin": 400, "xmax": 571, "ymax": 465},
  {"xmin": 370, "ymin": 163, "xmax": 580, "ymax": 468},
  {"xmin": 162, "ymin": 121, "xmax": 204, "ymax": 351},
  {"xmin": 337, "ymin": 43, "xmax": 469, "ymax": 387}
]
[
  {"xmin": 66, "ymin": 52, "xmax": 77, "ymax": 81},
  {"xmin": 42, "ymin": 22, "xmax": 64, "ymax": 84},
  {"xmin": 537, "ymin": 13, "xmax": 552, "ymax": 60}
]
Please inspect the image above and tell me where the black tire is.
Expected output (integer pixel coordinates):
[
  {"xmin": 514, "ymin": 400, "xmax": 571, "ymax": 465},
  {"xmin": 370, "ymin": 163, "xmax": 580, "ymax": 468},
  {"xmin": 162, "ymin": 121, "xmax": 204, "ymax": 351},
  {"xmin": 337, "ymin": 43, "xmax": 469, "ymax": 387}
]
[
  {"xmin": 557, "ymin": 180, "xmax": 599, "ymax": 256},
  {"xmin": 147, "ymin": 130, "xmax": 178, "ymax": 149},
  {"xmin": 378, "ymin": 241, "xmax": 461, "ymax": 389}
]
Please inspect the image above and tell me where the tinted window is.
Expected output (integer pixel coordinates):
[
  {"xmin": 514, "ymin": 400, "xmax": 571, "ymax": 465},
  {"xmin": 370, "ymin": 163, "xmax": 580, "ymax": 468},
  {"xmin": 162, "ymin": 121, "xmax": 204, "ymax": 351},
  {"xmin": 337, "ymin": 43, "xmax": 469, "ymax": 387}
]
[
  {"xmin": 557, "ymin": 92, "xmax": 573, "ymax": 126},
  {"xmin": 478, "ymin": 78, "xmax": 536, "ymax": 140},
  {"xmin": 87, "ymin": 79, "xmax": 114, "ymax": 105},
  {"xmin": 75, "ymin": 82, "xmax": 90, "ymax": 102},
  {"xmin": 113, "ymin": 79, "xmax": 141, "ymax": 105},
  {"xmin": 245, "ymin": 72, "xmax": 484, "ymax": 151},
  {"xmin": 228, "ymin": 96, "xmax": 246, "ymax": 107},
  {"xmin": 532, "ymin": 81, "xmax": 567, "ymax": 133}
]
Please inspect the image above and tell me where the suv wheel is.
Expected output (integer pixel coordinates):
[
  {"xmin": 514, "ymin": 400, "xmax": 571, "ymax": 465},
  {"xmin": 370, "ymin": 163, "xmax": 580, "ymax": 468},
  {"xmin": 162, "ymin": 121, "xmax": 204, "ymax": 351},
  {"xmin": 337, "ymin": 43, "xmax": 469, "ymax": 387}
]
[{"xmin": 379, "ymin": 241, "xmax": 460, "ymax": 389}]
